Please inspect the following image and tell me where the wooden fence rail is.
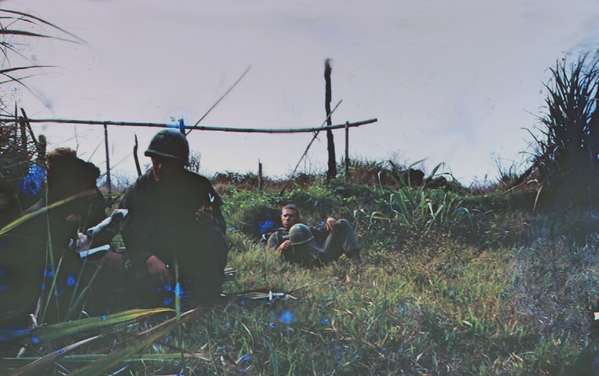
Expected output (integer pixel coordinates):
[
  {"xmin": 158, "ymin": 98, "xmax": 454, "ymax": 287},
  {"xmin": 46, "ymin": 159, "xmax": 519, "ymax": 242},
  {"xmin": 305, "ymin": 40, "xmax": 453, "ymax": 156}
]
[{"xmin": 8, "ymin": 116, "xmax": 377, "ymax": 134}]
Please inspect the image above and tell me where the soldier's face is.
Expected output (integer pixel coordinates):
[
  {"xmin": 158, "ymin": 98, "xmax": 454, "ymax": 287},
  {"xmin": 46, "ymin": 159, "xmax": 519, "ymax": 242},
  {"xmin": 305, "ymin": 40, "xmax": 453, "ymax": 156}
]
[
  {"xmin": 151, "ymin": 157, "xmax": 183, "ymax": 182},
  {"xmin": 281, "ymin": 208, "xmax": 299, "ymax": 230}
]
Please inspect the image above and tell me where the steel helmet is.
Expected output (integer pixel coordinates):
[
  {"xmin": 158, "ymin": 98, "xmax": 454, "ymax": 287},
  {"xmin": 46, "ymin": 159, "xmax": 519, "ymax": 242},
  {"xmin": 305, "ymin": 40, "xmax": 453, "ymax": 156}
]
[
  {"xmin": 289, "ymin": 224, "xmax": 315, "ymax": 246},
  {"xmin": 288, "ymin": 224, "xmax": 324, "ymax": 265},
  {"xmin": 145, "ymin": 129, "xmax": 189, "ymax": 164}
]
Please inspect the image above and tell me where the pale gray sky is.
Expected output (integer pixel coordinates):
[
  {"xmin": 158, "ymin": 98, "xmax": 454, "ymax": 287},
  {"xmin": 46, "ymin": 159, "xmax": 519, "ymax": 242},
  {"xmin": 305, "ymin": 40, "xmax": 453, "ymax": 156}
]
[{"xmin": 6, "ymin": 0, "xmax": 599, "ymax": 185}]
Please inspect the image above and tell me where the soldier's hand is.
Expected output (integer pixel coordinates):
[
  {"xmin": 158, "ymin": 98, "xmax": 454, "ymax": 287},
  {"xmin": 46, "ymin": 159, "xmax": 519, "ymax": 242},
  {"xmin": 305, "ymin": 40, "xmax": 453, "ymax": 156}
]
[
  {"xmin": 147, "ymin": 255, "xmax": 170, "ymax": 284},
  {"xmin": 325, "ymin": 217, "xmax": 337, "ymax": 231},
  {"xmin": 195, "ymin": 206, "xmax": 214, "ymax": 225},
  {"xmin": 277, "ymin": 240, "xmax": 291, "ymax": 253}
]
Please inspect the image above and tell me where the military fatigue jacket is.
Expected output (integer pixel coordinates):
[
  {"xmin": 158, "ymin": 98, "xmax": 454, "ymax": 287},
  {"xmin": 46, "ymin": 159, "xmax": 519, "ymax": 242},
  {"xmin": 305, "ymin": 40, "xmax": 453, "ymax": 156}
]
[{"xmin": 119, "ymin": 169, "xmax": 226, "ymax": 269}]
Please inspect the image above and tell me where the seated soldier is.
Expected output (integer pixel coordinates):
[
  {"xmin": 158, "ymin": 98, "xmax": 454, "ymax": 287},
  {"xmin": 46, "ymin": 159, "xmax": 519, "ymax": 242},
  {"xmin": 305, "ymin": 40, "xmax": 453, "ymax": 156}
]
[
  {"xmin": 1, "ymin": 149, "xmax": 116, "ymax": 325},
  {"xmin": 118, "ymin": 129, "xmax": 228, "ymax": 308},
  {"xmin": 267, "ymin": 204, "xmax": 361, "ymax": 266}
]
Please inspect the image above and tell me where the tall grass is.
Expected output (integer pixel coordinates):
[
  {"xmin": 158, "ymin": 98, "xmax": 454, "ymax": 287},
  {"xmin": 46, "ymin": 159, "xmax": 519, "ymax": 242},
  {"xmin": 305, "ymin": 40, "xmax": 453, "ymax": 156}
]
[{"xmin": 2, "ymin": 169, "xmax": 599, "ymax": 374}]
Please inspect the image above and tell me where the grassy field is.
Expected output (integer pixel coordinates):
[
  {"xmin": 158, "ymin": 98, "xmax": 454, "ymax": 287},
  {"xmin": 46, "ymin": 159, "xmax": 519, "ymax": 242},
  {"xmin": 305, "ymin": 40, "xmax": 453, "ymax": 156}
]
[
  {"xmin": 3, "ymin": 174, "xmax": 599, "ymax": 375},
  {"xmin": 2, "ymin": 5, "xmax": 599, "ymax": 375}
]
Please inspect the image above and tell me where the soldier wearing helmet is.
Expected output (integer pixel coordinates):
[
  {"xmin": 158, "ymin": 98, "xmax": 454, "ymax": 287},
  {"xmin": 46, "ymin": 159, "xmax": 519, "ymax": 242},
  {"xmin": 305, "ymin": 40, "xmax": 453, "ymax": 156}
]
[
  {"xmin": 267, "ymin": 204, "xmax": 361, "ymax": 266},
  {"xmin": 118, "ymin": 129, "xmax": 228, "ymax": 307}
]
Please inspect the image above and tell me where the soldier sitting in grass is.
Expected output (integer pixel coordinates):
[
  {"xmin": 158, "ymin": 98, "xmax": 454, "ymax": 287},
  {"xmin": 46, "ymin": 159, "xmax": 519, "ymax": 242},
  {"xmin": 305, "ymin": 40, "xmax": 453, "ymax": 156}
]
[
  {"xmin": 267, "ymin": 204, "xmax": 362, "ymax": 266},
  {"xmin": 118, "ymin": 129, "xmax": 228, "ymax": 308},
  {"xmin": 1, "ymin": 148, "xmax": 115, "ymax": 325}
]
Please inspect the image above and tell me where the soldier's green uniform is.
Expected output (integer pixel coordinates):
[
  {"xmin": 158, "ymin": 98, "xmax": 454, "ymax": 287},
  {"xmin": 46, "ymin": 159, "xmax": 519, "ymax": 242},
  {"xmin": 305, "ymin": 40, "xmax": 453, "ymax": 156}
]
[
  {"xmin": 267, "ymin": 220, "xmax": 360, "ymax": 266},
  {"xmin": 119, "ymin": 130, "xmax": 227, "ymax": 308}
]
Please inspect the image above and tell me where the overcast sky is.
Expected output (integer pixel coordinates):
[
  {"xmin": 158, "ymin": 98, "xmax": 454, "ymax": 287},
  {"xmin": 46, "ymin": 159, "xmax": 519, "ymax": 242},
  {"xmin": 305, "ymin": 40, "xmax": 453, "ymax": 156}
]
[{"xmin": 6, "ymin": 0, "xmax": 599, "ymax": 185}]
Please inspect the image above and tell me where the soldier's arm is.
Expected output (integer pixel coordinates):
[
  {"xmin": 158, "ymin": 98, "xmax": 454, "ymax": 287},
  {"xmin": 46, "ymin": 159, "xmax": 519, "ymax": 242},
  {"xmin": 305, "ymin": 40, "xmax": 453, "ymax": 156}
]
[
  {"xmin": 195, "ymin": 183, "xmax": 227, "ymax": 232},
  {"xmin": 210, "ymin": 205, "xmax": 227, "ymax": 233},
  {"xmin": 117, "ymin": 182, "xmax": 157, "ymax": 265},
  {"xmin": 195, "ymin": 204, "xmax": 226, "ymax": 233},
  {"xmin": 267, "ymin": 232, "xmax": 281, "ymax": 251}
]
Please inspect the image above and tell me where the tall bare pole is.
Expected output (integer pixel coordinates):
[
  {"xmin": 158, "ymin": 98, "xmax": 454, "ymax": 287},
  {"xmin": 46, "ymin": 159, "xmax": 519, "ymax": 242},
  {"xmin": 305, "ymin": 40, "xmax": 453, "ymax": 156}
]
[
  {"xmin": 344, "ymin": 121, "xmax": 350, "ymax": 184},
  {"xmin": 325, "ymin": 59, "xmax": 337, "ymax": 182},
  {"xmin": 133, "ymin": 134, "xmax": 142, "ymax": 177},
  {"xmin": 19, "ymin": 104, "xmax": 27, "ymax": 155},
  {"xmin": 104, "ymin": 124, "xmax": 112, "ymax": 195},
  {"xmin": 37, "ymin": 135, "xmax": 46, "ymax": 165},
  {"xmin": 258, "ymin": 160, "xmax": 263, "ymax": 191}
]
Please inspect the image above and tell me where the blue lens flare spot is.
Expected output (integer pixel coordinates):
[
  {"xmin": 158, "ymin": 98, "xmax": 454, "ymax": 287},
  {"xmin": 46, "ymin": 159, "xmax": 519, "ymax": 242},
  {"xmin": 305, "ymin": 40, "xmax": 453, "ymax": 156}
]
[
  {"xmin": 66, "ymin": 273, "xmax": 76, "ymax": 287},
  {"xmin": 258, "ymin": 219, "xmax": 275, "ymax": 234},
  {"xmin": 279, "ymin": 310, "xmax": 295, "ymax": 325},
  {"xmin": 43, "ymin": 266, "xmax": 54, "ymax": 279},
  {"xmin": 19, "ymin": 164, "xmax": 45, "ymax": 198}
]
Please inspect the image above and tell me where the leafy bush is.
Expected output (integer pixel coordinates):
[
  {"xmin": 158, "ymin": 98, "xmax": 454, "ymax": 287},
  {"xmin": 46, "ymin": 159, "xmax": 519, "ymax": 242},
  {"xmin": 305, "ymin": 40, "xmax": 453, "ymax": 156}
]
[{"xmin": 529, "ymin": 52, "xmax": 599, "ymax": 204}]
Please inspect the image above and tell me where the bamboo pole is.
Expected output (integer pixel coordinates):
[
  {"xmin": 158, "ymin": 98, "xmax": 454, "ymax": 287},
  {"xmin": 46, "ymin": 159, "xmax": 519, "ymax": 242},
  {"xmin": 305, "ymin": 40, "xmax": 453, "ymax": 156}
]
[
  {"xmin": 344, "ymin": 121, "xmax": 349, "ymax": 184},
  {"xmin": 19, "ymin": 116, "xmax": 27, "ymax": 154},
  {"xmin": 14, "ymin": 116, "xmax": 377, "ymax": 134},
  {"xmin": 258, "ymin": 160, "xmax": 263, "ymax": 191},
  {"xmin": 37, "ymin": 135, "xmax": 46, "ymax": 165},
  {"xmin": 325, "ymin": 58, "xmax": 336, "ymax": 182},
  {"xmin": 104, "ymin": 124, "xmax": 112, "ymax": 195},
  {"xmin": 133, "ymin": 134, "xmax": 142, "ymax": 176}
]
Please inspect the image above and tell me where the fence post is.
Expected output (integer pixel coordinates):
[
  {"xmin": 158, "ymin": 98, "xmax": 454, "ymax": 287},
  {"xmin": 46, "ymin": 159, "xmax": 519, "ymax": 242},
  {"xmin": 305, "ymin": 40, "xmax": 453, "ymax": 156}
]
[
  {"xmin": 258, "ymin": 160, "xmax": 263, "ymax": 191},
  {"xmin": 20, "ymin": 118, "xmax": 27, "ymax": 155},
  {"xmin": 37, "ymin": 135, "xmax": 46, "ymax": 165},
  {"xmin": 133, "ymin": 134, "xmax": 142, "ymax": 176},
  {"xmin": 104, "ymin": 123, "xmax": 112, "ymax": 195},
  {"xmin": 325, "ymin": 58, "xmax": 337, "ymax": 182},
  {"xmin": 345, "ymin": 121, "xmax": 350, "ymax": 184}
]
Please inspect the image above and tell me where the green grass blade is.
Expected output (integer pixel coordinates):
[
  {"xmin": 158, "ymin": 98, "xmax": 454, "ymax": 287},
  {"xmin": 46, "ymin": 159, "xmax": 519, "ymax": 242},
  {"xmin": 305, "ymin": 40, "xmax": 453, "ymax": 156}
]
[
  {"xmin": 6, "ymin": 352, "xmax": 210, "ymax": 365},
  {"xmin": 68, "ymin": 314, "xmax": 190, "ymax": 376},
  {"xmin": 64, "ymin": 254, "xmax": 112, "ymax": 322},
  {"xmin": 30, "ymin": 308, "xmax": 174, "ymax": 343},
  {"xmin": 12, "ymin": 335, "xmax": 102, "ymax": 376},
  {"xmin": 0, "ymin": 190, "xmax": 96, "ymax": 235},
  {"xmin": 396, "ymin": 192, "xmax": 414, "ymax": 229}
]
